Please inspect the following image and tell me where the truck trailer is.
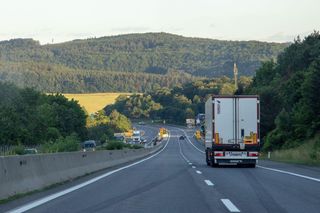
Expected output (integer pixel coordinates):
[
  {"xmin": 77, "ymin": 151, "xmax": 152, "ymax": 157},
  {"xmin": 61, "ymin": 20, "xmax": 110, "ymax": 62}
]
[{"xmin": 205, "ymin": 95, "xmax": 260, "ymax": 167}]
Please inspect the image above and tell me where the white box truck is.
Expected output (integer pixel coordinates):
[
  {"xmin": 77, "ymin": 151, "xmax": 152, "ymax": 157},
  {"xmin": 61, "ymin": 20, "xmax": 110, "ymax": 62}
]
[{"xmin": 205, "ymin": 95, "xmax": 260, "ymax": 167}]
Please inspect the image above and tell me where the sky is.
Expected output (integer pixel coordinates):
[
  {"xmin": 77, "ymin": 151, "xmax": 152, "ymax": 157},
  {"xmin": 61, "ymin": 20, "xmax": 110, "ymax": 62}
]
[{"xmin": 0, "ymin": 0, "xmax": 319, "ymax": 44}]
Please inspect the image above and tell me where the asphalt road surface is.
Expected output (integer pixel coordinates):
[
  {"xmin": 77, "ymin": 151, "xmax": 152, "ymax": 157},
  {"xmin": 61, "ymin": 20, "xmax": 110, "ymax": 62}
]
[{"xmin": 2, "ymin": 125, "xmax": 320, "ymax": 213}]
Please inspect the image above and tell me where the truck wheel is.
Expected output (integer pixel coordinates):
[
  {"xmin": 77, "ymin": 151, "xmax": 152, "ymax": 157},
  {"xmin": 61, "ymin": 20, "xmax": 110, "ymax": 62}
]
[
  {"xmin": 248, "ymin": 164, "xmax": 256, "ymax": 168},
  {"xmin": 210, "ymin": 161, "xmax": 218, "ymax": 167}
]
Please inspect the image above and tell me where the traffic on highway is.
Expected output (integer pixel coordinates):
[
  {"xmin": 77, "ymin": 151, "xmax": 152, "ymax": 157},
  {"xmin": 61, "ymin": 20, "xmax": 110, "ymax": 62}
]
[{"xmin": 1, "ymin": 124, "xmax": 319, "ymax": 213}]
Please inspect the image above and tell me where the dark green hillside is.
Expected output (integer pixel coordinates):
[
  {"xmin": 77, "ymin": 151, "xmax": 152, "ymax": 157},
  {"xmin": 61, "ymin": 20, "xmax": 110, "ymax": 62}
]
[
  {"xmin": 246, "ymin": 32, "xmax": 320, "ymax": 151},
  {"xmin": 0, "ymin": 61, "xmax": 200, "ymax": 93},
  {"xmin": 0, "ymin": 33, "xmax": 288, "ymax": 78}
]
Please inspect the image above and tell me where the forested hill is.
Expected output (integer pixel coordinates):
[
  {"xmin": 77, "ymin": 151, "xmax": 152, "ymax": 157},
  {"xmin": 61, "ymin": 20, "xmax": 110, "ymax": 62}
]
[
  {"xmin": 0, "ymin": 33, "xmax": 288, "ymax": 77},
  {"xmin": 245, "ymin": 31, "xmax": 320, "ymax": 151}
]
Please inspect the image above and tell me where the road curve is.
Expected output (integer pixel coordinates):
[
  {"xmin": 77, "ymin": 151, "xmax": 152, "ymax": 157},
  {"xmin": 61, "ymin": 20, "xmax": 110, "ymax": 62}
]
[{"xmin": 2, "ymin": 125, "xmax": 320, "ymax": 213}]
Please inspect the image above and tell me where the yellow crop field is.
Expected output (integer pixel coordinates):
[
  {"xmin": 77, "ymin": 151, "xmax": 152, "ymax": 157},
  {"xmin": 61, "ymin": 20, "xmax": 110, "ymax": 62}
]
[{"xmin": 63, "ymin": 93, "xmax": 132, "ymax": 114}]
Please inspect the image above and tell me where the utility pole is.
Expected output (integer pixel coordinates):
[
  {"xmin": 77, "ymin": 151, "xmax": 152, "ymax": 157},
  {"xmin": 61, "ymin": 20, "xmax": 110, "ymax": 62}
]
[{"xmin": 233, "ymin": 63, "xmax": 238, "ymax": 90}]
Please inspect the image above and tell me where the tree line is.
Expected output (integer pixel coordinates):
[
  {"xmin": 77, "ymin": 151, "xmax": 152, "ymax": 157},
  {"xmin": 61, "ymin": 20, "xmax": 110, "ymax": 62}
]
[
  {"xmin": 0, "ymin": 61, "xmax": 200, "ymax": 93},
  {"xmin": 0, "ymin": 82, "xmax": 131, "ymax": 150},
  {"xmin": 245, "ymin": 31, "xmax": 320, "ymax": 151},
  {"xmin": 105, "ymin": 76, "xmax": 252, "ymax": 123},
  {"xmin": 0, "ymin": 32, "xmax": 288, "ymax": 78}
]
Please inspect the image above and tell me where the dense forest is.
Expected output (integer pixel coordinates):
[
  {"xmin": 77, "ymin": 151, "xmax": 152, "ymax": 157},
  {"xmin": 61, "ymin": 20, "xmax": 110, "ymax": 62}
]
[
  {"xmin": 0, "ymin": 33, "xmax": 287, "ymax": 93},
  {"xmin": 0, "ymin": 61, "xmax": 200, "ymax": 93},
  {"xmin": 0, "ymin": 82, "xmax": 87, "ymax": 146},
  {"xmin": 245, "ymin": 32, "xmax": 320, "ymax": 151},
  {"xmin": 0, "ymin": 82, "xmax": 131, "ymax": 152},
  {"xmin": 105, "ymin": 76, "xmax": 252, "ymax": 123}
]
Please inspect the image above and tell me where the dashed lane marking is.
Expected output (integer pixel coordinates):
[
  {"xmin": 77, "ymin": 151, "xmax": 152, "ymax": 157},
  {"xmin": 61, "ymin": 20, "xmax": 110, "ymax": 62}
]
[{"xmin": 221, "ymin": 199, "xmax": 240, "ymax": 212}]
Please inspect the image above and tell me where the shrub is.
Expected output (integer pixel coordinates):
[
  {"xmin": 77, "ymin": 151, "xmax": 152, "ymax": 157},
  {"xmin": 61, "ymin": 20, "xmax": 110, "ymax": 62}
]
[
  {"xmin": 12, "ymin": 145, "xmax": 25, "ymax": 155},
  {"xmin": 40, "ymin": 133, "xmax": 80, "ymax": 153},
  {"xmin": 105, "ymin": 141, "xmax": 125, "ymax": 150}
]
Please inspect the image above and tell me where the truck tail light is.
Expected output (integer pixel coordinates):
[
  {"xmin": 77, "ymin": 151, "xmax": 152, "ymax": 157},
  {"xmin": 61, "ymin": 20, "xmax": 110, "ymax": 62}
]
[
  {"xmin": 248, "ymin": 152, "xmax": 258, "ymax": 157},
  {"xmin": 214, "ymin": 133, "xmax": 220, "ymax": 144},
  {"xmin": 214, "ymin": 151, "xmax": 224, "ymax": 157}
]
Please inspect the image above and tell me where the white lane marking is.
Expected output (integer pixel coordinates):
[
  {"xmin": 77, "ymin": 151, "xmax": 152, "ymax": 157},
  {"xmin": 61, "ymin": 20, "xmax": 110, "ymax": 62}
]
[
  {"xmin": 192, "ymin": 166, "xmax": 196, "ymax": 169},
  {"xmin": 204, "ymin": 180, "xmax": 214, "ymax": 186},
  {"xmin": 221, "ymin": 199, "xmax": 240, "ymax": 212},
  {"xmin": 189, "ymin": 162, "xmax": 192, "ymax": 165},
  {"xmin": 8, "ymin": 133, "xmax": 172, "ymax": 213},
  {"xmin": 257, "ymin": 165, "xmax": 320, "ymax": 183},
  {"xmin": 178, "ymin": 138, "xmax": 190, "ymax": 163},
  {"xmin": 196, "ymin": 170, "xmax": 202, "ymax": 174},
  {"xmin": 176, "ymin": 128, "xmax": 205, "ymax": 154}
]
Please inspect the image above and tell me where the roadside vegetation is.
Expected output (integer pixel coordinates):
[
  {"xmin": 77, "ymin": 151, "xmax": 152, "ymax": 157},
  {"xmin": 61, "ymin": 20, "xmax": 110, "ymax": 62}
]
[
  {"xmin": 245, "ymin": 32, "xmax": 320, "ymax": 151},
  {"xmin": 105, "ymin": 76, "xmax": 252, "ymax": 124},
  {"xmin": 261, "ymin": 136, "xmax": 320, "ymax": 166},
  {"xmin": 0, "ymin": 83, "xmax": 134, "ymax": 155}
]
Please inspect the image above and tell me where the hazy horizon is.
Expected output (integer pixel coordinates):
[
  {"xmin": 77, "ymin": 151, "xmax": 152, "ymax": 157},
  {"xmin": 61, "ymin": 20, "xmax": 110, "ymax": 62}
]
[{"xmin": 1, "ymin": 0, "xmax": 319, "ymax": 44}]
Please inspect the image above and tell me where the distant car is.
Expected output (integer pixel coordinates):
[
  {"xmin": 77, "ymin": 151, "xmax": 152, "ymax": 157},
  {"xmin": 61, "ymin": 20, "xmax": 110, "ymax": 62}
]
[
  {"xmin": 82, "ymin": 140, "xmax": 96, "ymax": 152},
  {"xmin": 24, "ymin": 148, "xmax": 38, "ymax": 155},
  {"xmin": 179, "ymin": 135, "xmax": 186, "ymax": 140},
  {"xmin": 138, "ymin": 121, "xmax": 145, "ymax": 125},
  {"xmin": 140, "ymin": 137, "xmax": 147, "ymax": 144}
]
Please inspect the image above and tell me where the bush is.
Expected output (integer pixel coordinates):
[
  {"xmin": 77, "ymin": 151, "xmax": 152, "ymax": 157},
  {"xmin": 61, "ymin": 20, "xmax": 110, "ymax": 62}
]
[
  {"xmin": 12, "ymin": 145, "xmax": 25, "ymax": 155},
  {"xmin": 40, "ymin": 133, "xmax": 80, "ymax": 153},
  {"xmin": 105, "ymin": 141, "xmax": 125, "ymax": 150},
  {"xmin": 131, "ymin": 144, "xmax": 143, "ymax": 149}
]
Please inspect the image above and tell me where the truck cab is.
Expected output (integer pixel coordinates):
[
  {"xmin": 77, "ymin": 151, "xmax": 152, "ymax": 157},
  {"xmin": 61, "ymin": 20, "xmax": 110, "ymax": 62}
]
[{"xmin": 132, "ymin": 131, "xmax": 141, "ymax": 144}]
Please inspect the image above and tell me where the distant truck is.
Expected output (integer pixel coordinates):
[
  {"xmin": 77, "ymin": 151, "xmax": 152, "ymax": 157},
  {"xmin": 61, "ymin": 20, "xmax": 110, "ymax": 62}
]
[
  {"xmin": 205, "ymin": 95, "xmax": 260, "ymax": 167},
  {"xmin": 132, "ymin": 130, "xmax": 142, "ymax": 144}
]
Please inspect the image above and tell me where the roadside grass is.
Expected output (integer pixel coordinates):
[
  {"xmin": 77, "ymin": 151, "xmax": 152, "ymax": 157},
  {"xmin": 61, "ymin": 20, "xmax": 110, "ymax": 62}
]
[
  {"xmin": 63, "ymin": 93, "xmax": 132, "ymax": 114},
  {"xmin": 261, "ymin": 137, "xmax": 320, "ymax": 166}
]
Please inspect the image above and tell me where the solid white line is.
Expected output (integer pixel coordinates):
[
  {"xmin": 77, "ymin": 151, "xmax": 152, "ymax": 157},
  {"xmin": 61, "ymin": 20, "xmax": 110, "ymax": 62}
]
[
  {"xmin": 204, "ymin": 180, "xmax": 214, "ymax": 186},
  {"xmin": 257, "ymin": 165, "xmax": 320, "ymax": 183},
  {"xmin": 192, "ymin": 166, "xmax": 196, "ymax": 169},
  {"xmin": 8, "ymin": 133, "xmax": 172, "ymax": 213},
  {"xmin": 178, "ymin": 138, "xmax": 190, "ymax": 163},
  {"xmin": 221, "ymin": 199, "xmax": 240, "ymax": 212},
  {"xmin": 196, "ymin": 170, "xmax": 202, "ymax": 174},
  {"xmin": 177, "ymin": 128, "xmax": 205, "ymax": 154}
]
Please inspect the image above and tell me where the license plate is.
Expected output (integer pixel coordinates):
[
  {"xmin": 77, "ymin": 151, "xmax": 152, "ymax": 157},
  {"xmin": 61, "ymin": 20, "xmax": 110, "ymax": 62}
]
[{"xmin": 225, "ymin": 152, "xmax": 247, "ymax": 157}]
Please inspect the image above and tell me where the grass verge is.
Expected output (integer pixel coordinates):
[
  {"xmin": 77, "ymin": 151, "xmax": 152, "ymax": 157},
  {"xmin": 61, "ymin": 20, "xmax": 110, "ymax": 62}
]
[{"xmin": 261, "ymin": 136, "xmax": 320, "ymax": 166}]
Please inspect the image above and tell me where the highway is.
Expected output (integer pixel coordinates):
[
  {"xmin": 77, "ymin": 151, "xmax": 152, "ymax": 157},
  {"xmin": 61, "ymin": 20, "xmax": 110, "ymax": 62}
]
[{"xmin": 2, "ymin": 125, "xmax": 320, "ymax": 213}]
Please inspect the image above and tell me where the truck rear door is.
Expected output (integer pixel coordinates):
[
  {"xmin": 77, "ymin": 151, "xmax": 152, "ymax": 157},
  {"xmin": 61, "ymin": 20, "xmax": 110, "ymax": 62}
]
[
  {"xmin": 237, "ymin": 98, "xmax": 259, "ymax": 144},
  {"xmin": 214, "ymin": 98, "xmax": 234, "ymax": 144},
  {"xmin": 214, "ymin": 97, "xmax": 259, "ymax": 144}
]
